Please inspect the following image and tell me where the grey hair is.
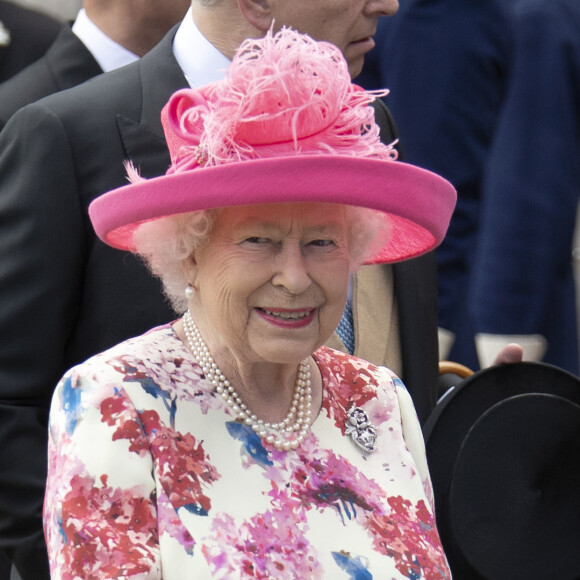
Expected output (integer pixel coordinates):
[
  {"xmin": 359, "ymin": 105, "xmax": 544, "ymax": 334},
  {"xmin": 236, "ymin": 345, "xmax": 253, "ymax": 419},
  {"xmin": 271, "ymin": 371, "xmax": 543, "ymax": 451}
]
[{"xmin": 133, "ymin": 206, "xmax": 390, "ymax": 313}]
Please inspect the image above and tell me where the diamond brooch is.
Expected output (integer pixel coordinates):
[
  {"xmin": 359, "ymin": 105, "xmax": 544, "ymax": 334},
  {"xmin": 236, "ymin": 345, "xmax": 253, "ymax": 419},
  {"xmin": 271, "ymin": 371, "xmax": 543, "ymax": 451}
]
[{"xmin": 345, "ymin": 406, "xmax": 377, "ymax": 454}]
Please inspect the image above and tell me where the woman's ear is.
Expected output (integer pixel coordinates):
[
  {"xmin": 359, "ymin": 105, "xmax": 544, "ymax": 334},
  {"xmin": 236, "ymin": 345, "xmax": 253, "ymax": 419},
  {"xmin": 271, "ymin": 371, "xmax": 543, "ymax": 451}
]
[
  {"xmin": 237, "ymin": 0, "xmax": 274, "ymax": 33},
  {"xmin": 181, "ymin": 254, "xmax": 199, "ymax": 289}
]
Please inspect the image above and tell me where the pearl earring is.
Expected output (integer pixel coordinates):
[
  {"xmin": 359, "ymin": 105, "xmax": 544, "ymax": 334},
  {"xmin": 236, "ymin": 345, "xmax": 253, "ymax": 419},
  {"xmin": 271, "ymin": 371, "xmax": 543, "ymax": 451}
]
[{"xmin": 185, "ymin": 284, "xmax": 195, "ymax": 300}]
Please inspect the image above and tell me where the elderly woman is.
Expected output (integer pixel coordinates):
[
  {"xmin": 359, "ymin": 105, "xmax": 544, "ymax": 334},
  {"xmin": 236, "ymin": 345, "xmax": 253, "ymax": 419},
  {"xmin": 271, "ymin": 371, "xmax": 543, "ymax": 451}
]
[{"xmin": 44, "ymin": 29, "xmax": 455, "ymax": 579}]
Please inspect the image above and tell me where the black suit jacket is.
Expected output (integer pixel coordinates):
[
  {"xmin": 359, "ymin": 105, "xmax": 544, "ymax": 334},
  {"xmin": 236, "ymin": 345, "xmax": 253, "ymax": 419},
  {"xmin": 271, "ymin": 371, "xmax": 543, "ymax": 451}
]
[
  {"xmin": 0, "ymin": 28, "xmax": 437, "ymax": 580},
  {"xmin": 0, "ymin": 0, "xmax": 60, "ymax": 83},
  {"xmin": 371, "ymin": 98, "xmax": 439, "ymax": 424},
  {"xmin": 0, "ymin": 22, "xmax": 103, "ymax": 129}
]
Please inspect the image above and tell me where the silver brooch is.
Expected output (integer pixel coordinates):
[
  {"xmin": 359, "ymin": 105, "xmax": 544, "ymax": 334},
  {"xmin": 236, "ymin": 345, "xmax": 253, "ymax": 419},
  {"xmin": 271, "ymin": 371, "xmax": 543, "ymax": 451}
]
[{"xmin": 345, "ymin": 406, "xmax": 377, "ymax": 454}]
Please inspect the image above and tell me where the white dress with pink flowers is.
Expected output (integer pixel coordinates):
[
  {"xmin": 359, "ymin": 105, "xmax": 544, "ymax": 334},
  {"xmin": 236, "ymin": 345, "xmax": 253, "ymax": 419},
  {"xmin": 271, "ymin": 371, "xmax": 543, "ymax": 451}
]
[{"xmin": 44, "ymin": 325, "xmax": 450, "ymax": 579}]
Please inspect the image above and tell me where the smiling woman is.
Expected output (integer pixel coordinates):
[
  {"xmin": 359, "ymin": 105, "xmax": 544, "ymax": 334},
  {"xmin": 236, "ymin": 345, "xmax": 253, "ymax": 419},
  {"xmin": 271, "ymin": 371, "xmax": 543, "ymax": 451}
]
[{"xmin": 45, "ymin": 28, "xmax": 455, "ymax": 579}]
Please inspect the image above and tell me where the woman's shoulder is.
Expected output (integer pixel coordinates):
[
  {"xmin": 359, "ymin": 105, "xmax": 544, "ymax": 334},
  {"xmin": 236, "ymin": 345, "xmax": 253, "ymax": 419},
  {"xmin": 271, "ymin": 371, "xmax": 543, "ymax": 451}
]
[
  {"xmin": 314, "ymin": 346, "xmax": 414, "ymax": 417},
  {"xmin": 63, "ymin": 324, "xmax": 185, "ymax": 381},
  {"xmin": 314, "ymin": 345, "xmax": 401, "ymax": 388},
  {"xmin": 315, "ymin": 347, "xmax": 417, "ymax": 449},
  {"xmin": 52, "ymin": 324, "xmax": 194, "ymax": 419}
]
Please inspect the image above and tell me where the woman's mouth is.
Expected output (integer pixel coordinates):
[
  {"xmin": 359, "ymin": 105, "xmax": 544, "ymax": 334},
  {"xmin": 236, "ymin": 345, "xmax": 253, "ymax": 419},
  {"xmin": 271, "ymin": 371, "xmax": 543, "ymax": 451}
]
[
  {"xmin": 349, "ymin": 35, "xmax": 375, "ymax": 52},
  {"xmin": 256, "ymin": 308, "xmax": 315, "ymax": 328}
]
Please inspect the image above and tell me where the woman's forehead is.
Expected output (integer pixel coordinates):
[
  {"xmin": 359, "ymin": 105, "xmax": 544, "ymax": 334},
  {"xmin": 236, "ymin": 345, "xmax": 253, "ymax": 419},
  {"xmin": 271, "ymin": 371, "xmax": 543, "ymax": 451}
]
[{"xmin": 216, "ymin": 203, "xmax": 349, "ymax": 229}]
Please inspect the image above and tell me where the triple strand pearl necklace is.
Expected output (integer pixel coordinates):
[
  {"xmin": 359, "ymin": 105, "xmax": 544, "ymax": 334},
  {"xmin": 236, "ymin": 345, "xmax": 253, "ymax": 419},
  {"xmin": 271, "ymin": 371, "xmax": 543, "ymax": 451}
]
[{"xmin": 183, "ymin": 310, "xmax": 313, "ymax": 451}]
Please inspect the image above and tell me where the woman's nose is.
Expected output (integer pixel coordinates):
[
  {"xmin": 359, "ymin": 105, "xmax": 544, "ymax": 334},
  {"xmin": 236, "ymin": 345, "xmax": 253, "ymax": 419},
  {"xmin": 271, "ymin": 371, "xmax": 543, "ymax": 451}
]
[
  {"xmin": 365, "ymin": 0, "xmax": 399, "ymax": 18},
  {"xmin": 272, "ymin": 245, "xmax": 312, "ymax": 295}
]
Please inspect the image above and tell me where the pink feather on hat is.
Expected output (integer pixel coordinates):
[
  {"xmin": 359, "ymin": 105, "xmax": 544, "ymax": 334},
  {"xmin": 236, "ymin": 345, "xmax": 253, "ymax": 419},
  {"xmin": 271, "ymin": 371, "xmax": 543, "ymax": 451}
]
[{"xmin": 159, "ymin": 27, "xmax": 397, "ymax": 173}]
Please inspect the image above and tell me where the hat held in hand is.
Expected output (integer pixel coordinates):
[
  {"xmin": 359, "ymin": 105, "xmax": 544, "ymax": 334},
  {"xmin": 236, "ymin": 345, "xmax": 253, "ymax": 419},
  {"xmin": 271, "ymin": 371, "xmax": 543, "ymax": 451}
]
[{"xmin": 424, "ymin": 361, "xmax": 580, "ymax": 580}]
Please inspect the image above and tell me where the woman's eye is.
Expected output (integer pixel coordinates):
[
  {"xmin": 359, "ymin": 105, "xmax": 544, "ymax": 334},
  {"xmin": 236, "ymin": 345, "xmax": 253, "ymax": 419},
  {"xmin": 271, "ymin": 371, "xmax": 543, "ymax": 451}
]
[
  {"xmin": 309, "ymin": 239, "xmax": 335, "ymax": 247},
  {"xmin": 243, "ymin": 237, "xmax": 270, "ymax": 244}
]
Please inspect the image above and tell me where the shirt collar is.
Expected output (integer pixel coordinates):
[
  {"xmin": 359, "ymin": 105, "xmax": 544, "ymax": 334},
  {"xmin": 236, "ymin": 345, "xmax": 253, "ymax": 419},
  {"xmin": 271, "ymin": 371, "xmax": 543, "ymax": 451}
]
[
  {"xmin": 72, "ymin": 8, "xmax": 139, "ymax": 73},
  {"xmin": 172, "ymin": 7, "xmax": 231, "ymax": 88}
]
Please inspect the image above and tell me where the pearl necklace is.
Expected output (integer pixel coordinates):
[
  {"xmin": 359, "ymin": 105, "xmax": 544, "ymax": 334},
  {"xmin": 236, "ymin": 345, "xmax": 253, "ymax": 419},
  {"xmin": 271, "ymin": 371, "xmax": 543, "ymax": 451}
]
[{"xmin": 183, "ymin": 310, "xmax": 313, "ymax": 451}]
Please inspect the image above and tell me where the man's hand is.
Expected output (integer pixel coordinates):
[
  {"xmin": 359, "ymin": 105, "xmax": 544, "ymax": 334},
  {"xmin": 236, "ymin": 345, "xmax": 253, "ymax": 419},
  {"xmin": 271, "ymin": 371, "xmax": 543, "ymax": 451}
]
[
  {"xmin": 491, "ymin": 343, "xmax": 524, "ymax": 366},
  {"xmin": 476, "ymin": 333, "xmax": 544, "ymax": 367}
]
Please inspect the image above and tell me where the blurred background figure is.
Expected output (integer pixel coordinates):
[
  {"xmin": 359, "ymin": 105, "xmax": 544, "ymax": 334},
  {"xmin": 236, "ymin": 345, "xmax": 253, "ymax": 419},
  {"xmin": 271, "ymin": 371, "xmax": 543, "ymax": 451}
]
[
  {"xmin": 0, "ymin": 2, "xmax": 190, "ymax": 577},
  {"xmin": 358, "ymin": 0, "xmax": 514, "ymax": 370},
  {"xmin": 0, "ymin": 0, "xmax": 190, "ymax": 127},
  {"xmin": 0, "ymin": 0, "xmax": 60, "ymax": 82},
  {"xmin": 0, "ymin": 8, "xmax": 59, "ymax": 573},
  {"xmin": 470, "ymin": 0, "xmax": 580, "ymax": 374},
  {"xmin": 3, "ymin": 0, "xmax": 80, "ymax": 20}
]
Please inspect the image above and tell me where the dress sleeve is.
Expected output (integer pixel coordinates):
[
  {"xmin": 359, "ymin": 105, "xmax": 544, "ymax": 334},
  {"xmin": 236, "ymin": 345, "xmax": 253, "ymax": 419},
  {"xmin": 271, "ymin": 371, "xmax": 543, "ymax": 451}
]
[
  {"xmin": 394, "ymin": 381, "xmax": 433, "ymax": 498},
  {"xmin": 43, "ymin": 365, "xmax": 161, "ymax": 580}
]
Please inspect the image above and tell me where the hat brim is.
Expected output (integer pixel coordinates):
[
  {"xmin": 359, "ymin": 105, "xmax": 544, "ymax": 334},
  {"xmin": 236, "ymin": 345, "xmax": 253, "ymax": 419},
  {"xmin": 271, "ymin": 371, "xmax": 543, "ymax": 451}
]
[{"xmin": 89, "ymin": 155, "xmax": 456, "ymax": 264}]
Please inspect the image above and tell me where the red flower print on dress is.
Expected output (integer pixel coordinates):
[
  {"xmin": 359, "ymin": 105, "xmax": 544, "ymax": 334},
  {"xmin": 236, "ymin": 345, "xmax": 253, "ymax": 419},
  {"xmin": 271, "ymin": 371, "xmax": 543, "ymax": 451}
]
[
  {"xmin": 316, "ymin": 348, "xmax": 382, "ymax": 433},
  {"xmin": 100, "ymin": 390, "xmax": 150, "ymax": 456},
  {"xmin": 140, "ymin": 410, "xmax": 220, "ymax": 516},
  {"xmin": 366, "ymin": 496, "xmax": 449, "ymax": 580},
  {"xmin": 59, "ymin": 473, "xmax": 159, "ymax": 580},
  {"xmin": 100, "ymin": 391, "xmax": 221, "ymax": 517}
]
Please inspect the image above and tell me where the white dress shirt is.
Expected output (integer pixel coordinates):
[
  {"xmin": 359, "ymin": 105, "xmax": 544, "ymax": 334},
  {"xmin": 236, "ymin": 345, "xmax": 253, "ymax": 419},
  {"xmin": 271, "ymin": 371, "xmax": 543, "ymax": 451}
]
[
  {"xmin": 72, "ymin": 8, "xmax": 139, "ymax": 73},
  {"xmin": 172, "ymin": 7, "xmax": 231, "ymax": 88}
]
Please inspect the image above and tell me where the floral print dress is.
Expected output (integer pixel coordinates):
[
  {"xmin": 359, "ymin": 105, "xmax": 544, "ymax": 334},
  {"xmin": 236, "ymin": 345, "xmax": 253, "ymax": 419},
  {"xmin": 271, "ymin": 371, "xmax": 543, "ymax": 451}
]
[{"xmin": 44, "ymin": 325, "xmax": 450, "ymax": 579}]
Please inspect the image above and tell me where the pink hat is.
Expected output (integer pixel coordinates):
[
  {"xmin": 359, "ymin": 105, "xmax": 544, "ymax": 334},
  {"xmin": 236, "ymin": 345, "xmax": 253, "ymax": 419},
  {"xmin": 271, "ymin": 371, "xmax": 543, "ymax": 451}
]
[{"xmin": 89, "ymin": 28, "xmax": 456, "ymax": 264}]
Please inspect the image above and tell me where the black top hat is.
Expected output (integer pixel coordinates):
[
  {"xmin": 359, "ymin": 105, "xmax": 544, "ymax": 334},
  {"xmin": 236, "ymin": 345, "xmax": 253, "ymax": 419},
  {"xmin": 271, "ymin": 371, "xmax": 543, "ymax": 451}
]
[{"xmin": 423, "ymin": 362, "xmax": 580, "ymax": 580}]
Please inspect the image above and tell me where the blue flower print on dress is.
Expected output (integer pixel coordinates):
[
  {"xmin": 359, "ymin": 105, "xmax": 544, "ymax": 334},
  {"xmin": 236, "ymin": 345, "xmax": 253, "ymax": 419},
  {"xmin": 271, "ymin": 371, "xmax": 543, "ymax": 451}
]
[
  {"xmin": 226, "ymin": 421, "xmax": 273, "ymax": 467},
  {"xmin": 61, "ymin": 375, "xmax": 83, "ymax": 436},
  {"xmin": 332, "ymin": 552, "xmax": 372, "ymax": 579},
  {"xmin": 122, "ymin": 363, "xmax": 177, "ymax": 427}
]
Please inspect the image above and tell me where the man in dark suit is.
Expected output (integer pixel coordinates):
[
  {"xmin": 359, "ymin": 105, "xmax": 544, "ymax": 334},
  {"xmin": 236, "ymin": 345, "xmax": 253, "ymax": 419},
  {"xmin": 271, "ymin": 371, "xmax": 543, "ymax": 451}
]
[
  {"xmin": 0, "ymin": 1, "xmax": 440, "ymax": 578},
  {"xmin": 0, "ymin": 1, "xmax": 60, "ymax": 83},
  {"xmin": 0, "ymin": 19, "xmax": 100, "ymax": 129},
  {"xmin": 470, "ymin": 0, "xmax": 580, "ymax": 374},
  {"xmin": 357, "ymin": 0, "xmax": 515, "ymax": 371},
  {"xmin": 0, "ymin": 5, "xmax": 62, "ymax": 573},
  {"xmin": 0, "ymin": 0, "xmax": 190, "ymax": 128}
]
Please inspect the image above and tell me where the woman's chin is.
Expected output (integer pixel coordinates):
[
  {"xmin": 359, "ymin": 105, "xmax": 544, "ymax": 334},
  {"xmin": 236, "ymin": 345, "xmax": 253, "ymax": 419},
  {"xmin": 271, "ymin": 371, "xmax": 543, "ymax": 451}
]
[{"xmin": 249, "ymin": 337, "xmax": 322, "ymax": 365}]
